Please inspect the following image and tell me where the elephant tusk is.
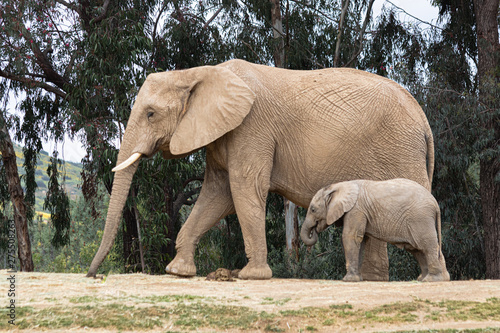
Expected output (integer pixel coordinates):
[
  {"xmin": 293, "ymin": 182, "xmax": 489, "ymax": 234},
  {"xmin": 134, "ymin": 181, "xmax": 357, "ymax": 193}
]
[{"xmin": 112, "ymin": 153, "xmax": 142, "ymax": 172}]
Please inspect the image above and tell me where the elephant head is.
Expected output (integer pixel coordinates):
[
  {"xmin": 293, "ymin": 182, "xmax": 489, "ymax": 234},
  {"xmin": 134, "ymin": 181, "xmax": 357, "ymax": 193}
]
[
  {"xmin": 300, "ymin": 181, "xmax": 359, "ymax": 246},
  {"xmin": 86, "ymin": 66, "xmax": 256, "ymax": 277}
]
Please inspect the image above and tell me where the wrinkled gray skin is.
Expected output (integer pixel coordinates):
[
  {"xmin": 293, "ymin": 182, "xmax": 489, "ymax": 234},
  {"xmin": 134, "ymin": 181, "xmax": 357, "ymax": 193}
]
[
  {"xmin": 86, "ymin": 59, "xmax": 435, "ymax": 280},
  {"xmin": 301, "ymin": 179, "xmax": 450, "ymax": 282}
]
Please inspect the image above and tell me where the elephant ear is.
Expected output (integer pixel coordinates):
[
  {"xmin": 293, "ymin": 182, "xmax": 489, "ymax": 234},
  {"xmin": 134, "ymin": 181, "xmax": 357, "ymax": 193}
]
[
  {"xmin": 170, "ymin": 66, "xmax": 256, "ymax": 155},
  {"xmin": 325, "ymin": 182, "xmax": 360, "ymax": 225}
]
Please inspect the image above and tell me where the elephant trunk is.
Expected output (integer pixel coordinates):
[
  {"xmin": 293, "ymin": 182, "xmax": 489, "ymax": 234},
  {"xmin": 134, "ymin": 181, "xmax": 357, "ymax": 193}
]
[
  {"xmin": 300, "ymin": 219, "xmax": 319, "ymax": 247},
  {"xmin": 86, "ymin": 134, "xmax": 141, "ymax": 277}
]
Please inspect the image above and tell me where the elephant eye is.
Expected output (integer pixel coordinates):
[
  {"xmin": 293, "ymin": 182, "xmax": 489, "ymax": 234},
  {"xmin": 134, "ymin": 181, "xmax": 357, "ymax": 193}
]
[
  {"xmin": 147, "ymin": 111, "xmax": 154, "ymax": 119},
  {"xmin": 311, "ymin": 207, "xmax": 316, "ymax": 213}
]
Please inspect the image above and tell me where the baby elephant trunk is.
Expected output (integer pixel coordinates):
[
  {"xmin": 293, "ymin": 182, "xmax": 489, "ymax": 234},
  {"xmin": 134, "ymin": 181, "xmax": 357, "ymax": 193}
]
[{"xmin": 300, "ymin": 218, "xmax": 319, "ymax": 246}]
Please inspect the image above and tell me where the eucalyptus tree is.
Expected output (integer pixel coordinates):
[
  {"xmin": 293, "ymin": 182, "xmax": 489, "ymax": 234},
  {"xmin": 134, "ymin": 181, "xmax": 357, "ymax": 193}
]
[
  {"xmin": 4, "ymin": 0, "xmax": 492, "ymax": 280},
  {"xmin": 429, "ymin": 0, "xmax": 499, "ymax": 279},
  {"xmin": 365, "ymin": 0, "xmax": 498, "ymax": 279},
  {"xmin": 0, "ymin": 0, "xmax": 213, "ymax": 272},
  {"xmin": 472, "ymin": 0, "xmax": 500, "ymax": 279}
]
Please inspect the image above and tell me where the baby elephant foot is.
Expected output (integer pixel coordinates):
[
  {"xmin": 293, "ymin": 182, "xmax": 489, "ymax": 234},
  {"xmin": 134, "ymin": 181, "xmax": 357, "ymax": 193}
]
[
  {"xmin": 238, "ymin": 263, "xmax": 272, "ymax": 280},
  {"xmin": 343, "ymin": 273, "xmax": 362, "ymax": 282},
  {"xmin": 165, "ymin": 256, "xmax": 196, "ymax": 277}
]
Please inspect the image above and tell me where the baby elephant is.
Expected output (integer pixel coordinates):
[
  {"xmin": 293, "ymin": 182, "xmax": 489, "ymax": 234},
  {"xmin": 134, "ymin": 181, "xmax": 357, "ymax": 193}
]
[{"xmin": 301, "ymin": 179, "xmax": 450, "ymax": 282}]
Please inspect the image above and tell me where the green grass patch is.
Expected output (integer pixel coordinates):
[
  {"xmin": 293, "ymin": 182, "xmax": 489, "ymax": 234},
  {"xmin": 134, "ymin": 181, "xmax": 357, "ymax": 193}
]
[
  {"xmin": 142, "ymin": 294, "xmax": 208, "ymax": 304},
  {"xmin": 1, "ymin": 296, "xmax": 498, "ymax": 331},
  {"xmin": 69, "ymin": 295, "xmax": 103, "ymax": 303},
  {"xmin": 279, "ymin": 298, "xmax": 500, "ymax": 329},
  {"xmin": 437, "ymin": 298, "xmax": 500, "ymax": 322},
  {"xmin": 391, "ymin": 329, "xmax": 500, "ymax": 333},
  {"xmin": 261, "ymin": 297, "xmax": 292, "ymax": 306},
  {"xmin": 329, "ymin": 303, "xmax": 353, "ymax": 310},
  {"xmin": 171, "ymin": 303, "xmax": 262, "ymax": 329}
]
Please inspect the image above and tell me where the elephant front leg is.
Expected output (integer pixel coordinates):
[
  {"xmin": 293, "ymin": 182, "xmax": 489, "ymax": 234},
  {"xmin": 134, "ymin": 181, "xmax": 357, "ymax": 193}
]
[
  {"xmin": 229, "ymin": 171, "xmax": 272, "ymax": 280},
  {"xmin": 166, "ymin": 170, "xmax": 234, "ymax": 277},
  {"xmin": 342, "ymin": 212, "xmax": 367, "ymax": 282}
]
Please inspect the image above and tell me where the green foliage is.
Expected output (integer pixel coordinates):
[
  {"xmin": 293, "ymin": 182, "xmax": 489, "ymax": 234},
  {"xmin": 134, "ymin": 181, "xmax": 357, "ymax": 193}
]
[
  {"xmin": 269, "ymin": 226, "xmax": 346, "ymax": 280},
  {"xmin": 0, "ymin": 158, "xmax": 9, "ymax": 252},
  {"xmin": 29, "ymin": 194, "xmax": 122, "ymax": 274},
  {"xmin": 361, "ymin": 9, "xmax": 427, "ymax": 82},
  {"xmin": 1, "ymin": 0, "xmax": 496, "ymax": 280},
  {"xmin": 195, "ymin": 214, "xmax": 247, "ymax": 276},
  {"xmin": 131, "ymin": 152, "xmax": 205, "ymax": 274},
  {"xmin": 44, "ymin": 151, "xmax": 71, "ymax": 248},
  {"xmin": 18, "ymin": 101, "xmax": 43, "ymax": 223},
  {"xmin": 410, "ymin": 27, "xmax": 490, "ymax": 279},
  {"xmin": 11, "ymin": 143, "xmax": 82, "ymax": 212}
]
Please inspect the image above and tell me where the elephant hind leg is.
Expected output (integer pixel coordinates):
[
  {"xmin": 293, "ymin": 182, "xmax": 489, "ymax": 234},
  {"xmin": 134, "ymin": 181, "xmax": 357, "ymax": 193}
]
[{"xmin": 360, "ymin": 237, "xmax": 389, "ymax": 281}]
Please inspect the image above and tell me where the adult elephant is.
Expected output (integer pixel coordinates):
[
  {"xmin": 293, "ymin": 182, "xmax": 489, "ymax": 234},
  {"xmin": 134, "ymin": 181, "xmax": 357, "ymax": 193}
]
[{"xmin": 86, "ymin": 59, "xmax": 434, "ymax": 280}]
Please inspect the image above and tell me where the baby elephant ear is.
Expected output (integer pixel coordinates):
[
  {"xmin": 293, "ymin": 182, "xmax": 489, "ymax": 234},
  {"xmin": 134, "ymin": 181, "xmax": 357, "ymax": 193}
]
[
  {"xmin": 325, "ymin": 181, "xmax": 360, "ymax": 225},
  {"xmin": 170, "ymin": 65, "xmax": 256, "ymax": 155}
]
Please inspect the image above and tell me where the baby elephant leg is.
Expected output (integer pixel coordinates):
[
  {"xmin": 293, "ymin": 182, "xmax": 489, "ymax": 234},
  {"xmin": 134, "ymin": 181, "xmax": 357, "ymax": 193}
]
[
  {"xmin": 421, "ymin": 242, "xmax": 450, "ymax": 282},
  {"xmin": 342, "ymin": 211, "xmax": 367, "ymax": 282},
  {"xmin": 408, "ymin": 249, "xmax": 428, "ymax": 281}
]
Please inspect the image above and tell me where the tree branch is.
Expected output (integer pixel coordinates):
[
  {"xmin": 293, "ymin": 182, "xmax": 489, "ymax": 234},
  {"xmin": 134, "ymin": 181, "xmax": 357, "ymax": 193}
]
[
  {"xmin": 147, "ymin": 2, "xmax": 170, "ymax": 70},
  {"xmin": 385, "ymin": 0, "xmax": 444, "ymax": 31},
  {"xmin": 182, "ymin": 176, "xmax": 204, "ymax": 189},
  {"xmin": 91, "ymin": 0, "xmax": 111, "ymax": 25},
  {"xmin": 344, "ymin": 0, "xmax": 375, "ymax": 67},
  {"xmin": 172, "ymin": 187, "xmax": 201, "ymax": 218},
  {"xmin": 54, "ymin": 0, "xmax": 80, "ymax": 13},
  {"xmin": 0, "ymin": 69, "xmax": 67, "ymax": 99},
  {"xmin": 203, "ymin": 6, "xmax": 223, "ymax": 29},
  {"xmin": 289, "ymin": 0, "xmax": 339, "ymax": 23},
  {"xmin": 240, "ymin": 39, "xmax": 266, "ymax": 63},
  {"xmin": 20, "ymin": 26, "xmax": 70, "ymax": 91},
  {"xmin": 290, "ymin": 39, "xmax": 325, "ymax": 68}
]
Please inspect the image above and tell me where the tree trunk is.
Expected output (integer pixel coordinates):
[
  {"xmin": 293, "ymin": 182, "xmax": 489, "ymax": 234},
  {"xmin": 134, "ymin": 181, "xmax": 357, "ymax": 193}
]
[
  {"xmin": 270, "ymin": 0, "xmax": 285, "ymax": 68},
  {"xmin": 0, "ymin": 114, "xmax": 34, "ymax": 271},
  {"xmin": 474, "ymin": 0, "xmax": 500, "ymax": 279},
  {"xmin": 269, "ymin": 0, "xmax": 299, "ymax": 256},
  {"xmin": 334, "ymin": 0, "xmax": 350, "ymax": 67},
  {"xmin": 123, "ymin": 205, "xmax": 140, "ymax": 272},
  {"xmin": 481, "ymin": 159, "xmax": 500, "ymax": 278},
  {"xmin": 284, "ymin": 198, "xmax": 299, "ymax": 256}
]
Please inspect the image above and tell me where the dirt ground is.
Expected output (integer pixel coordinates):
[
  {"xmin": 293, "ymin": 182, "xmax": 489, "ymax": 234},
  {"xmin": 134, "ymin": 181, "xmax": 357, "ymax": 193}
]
[{"xmin": 4, "ymin": 270, "xmax": 500, "ymax": 332}]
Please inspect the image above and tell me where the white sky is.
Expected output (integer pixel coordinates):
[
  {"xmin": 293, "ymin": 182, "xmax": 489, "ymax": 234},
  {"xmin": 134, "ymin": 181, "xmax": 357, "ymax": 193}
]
[
  {"xmin": 12, "ymin": 0, "xmax": 440, "ymax": 163},
  {"xmin": 374, "ymin": 0, "xmax": 440, "ymax": 25}
]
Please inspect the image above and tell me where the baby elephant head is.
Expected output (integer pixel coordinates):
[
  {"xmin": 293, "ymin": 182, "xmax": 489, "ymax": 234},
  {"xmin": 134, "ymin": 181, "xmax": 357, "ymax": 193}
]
[{"xmin": 300, "ymin": 181, "xmax": 359, "ymax": 246}]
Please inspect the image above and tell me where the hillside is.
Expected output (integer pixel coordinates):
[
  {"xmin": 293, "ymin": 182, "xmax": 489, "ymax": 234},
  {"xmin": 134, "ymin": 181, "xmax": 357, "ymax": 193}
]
[{"xmin": 11, "ymin": 143, "xmax": 83, "ymax": 213}]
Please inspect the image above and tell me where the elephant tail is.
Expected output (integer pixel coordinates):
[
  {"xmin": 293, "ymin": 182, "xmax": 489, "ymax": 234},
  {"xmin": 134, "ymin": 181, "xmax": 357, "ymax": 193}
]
[
  {"xmin": 425, "ymin": 125, "xmax": 435, "ymax": 190},
  {"xmin": 436, "ymin": 204, "xmax": 442, "ymax": 259}
]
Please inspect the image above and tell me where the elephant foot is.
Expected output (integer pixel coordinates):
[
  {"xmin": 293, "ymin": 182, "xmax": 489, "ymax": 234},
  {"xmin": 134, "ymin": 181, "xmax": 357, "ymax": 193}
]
[
  {"xmin": 421, "ymin": 272, "xmax": 450, "ymax": 282},
  {"xmin": 238, "ymin": 263, "xmax": 272, "ymax": 280},
  {"xmin": 165, "ymin": 256, "xmax": 196, "ymax": 277},
  {"xmin": 343, "ymin": 273, "xmax": 362, "ymax": 282}
]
